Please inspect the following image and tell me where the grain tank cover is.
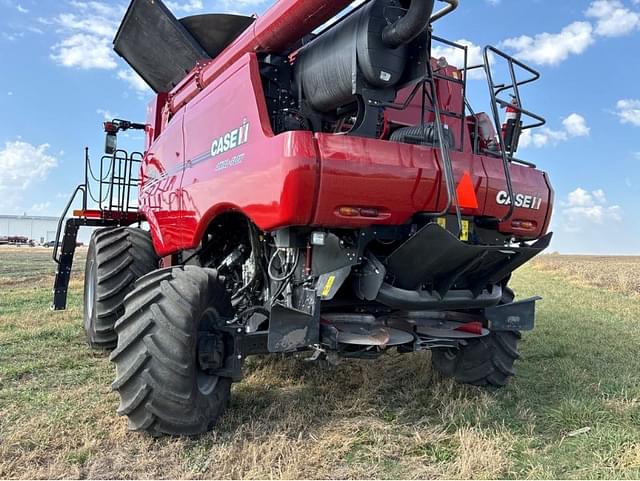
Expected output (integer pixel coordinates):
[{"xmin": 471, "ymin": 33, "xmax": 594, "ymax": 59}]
[
  {"xmin": 113, "ymin": 0, "xmax": 211, "ymax": 93},
  {"xmin": 179, "ymin": 14, "xmax": 256, "ymax": 59}
]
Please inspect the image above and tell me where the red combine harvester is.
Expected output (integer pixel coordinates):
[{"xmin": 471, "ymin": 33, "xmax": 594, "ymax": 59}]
[{"xmin": 53, "ymin": 0, "xmax": 553, "ymax": 435}]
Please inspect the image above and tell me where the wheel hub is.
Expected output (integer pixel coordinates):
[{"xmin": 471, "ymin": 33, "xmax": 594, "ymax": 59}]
[{"xmin": 197, "ymin": 332, "xmax": 225, "ymax": 373}]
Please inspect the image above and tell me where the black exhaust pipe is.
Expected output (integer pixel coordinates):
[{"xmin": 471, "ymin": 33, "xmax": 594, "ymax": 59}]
[{"xmin": 382, "ymin": 0, "xmax": 436, "ymax": 49}]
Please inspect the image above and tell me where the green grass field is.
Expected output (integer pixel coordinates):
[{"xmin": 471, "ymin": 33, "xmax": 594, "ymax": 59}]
[{"xmin": 0, "ymin": 247, "xmax": 639, "ymax": 479}]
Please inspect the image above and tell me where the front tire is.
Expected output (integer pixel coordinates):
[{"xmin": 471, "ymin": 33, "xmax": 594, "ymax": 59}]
[
  {"xmin": 110, "ymin": 266, "xmax": 233, "ymax": 436},
  {"xmin": 83, "ymin": 227, "xmax": 158, "ymax": 349}
]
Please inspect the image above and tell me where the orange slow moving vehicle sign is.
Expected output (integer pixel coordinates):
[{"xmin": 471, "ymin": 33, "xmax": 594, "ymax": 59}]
[{"xmin": 455, "ymin": 171, "xmax": 479, "ymax": 209}]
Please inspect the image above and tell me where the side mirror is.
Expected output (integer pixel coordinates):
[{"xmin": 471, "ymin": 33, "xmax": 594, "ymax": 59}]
[{"xmin": 105, "ymin": 132, "xmax": 117, "ymax": 155}]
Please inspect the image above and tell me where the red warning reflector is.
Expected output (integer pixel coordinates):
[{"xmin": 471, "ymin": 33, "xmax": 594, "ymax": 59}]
[
  {"xmin": 73, "ymin": 209, "xmax": 102, "ymax": 218},
  {"xmin": 455, "ymin": 171, "xmax": 479, "ymax": 209},
  {"xmin": 455, "ymin": 321, "xmax": 483, "ymax": 335}
]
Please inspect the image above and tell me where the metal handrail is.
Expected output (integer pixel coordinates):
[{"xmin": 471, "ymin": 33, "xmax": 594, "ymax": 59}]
[
  {"xmin": 430, "ymin": 0, "xmax": 459, "ymax": 23},
  {"xmin": 52, "ymin": 147, "xmax": 142, "ymax": 263},
  {"xmin": 483, "ymin": 45, "xmax": 546, "ymax": 222},
  {"xmin": 52, "ymin": 184, "xmax": 85, "ymax": 264},
  {"xmin": 426, "ymin": 34, "xmax": 462, "ymax": 233}
]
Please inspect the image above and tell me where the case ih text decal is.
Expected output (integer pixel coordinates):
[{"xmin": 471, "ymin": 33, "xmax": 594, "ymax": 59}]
[
  {"xmin": 496, "ymin": 190, "xmax": 543, "ymax": 210},
  {"xmin": 166, "ymin": 119, "xmax": 251, "ymax": 174},
  {"xmin": 210, "ymin": 119, "xmax": 250, "ymax": 157}
]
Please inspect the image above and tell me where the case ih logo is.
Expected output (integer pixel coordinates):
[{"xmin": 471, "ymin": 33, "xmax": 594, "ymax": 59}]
[
  {"xmin": 210, "ymin": 119, "xmax": 250, "ymax": 158},
  {"xmin": 496, "ymin": 191, "xmax": 543, "ymax": 210}
]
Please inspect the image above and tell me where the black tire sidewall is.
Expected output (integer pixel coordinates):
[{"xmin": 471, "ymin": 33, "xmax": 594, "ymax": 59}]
[
  {"xmin": 431, "ymin": 348, "xmax": 458, "ymax": 377},
  {"xmin": 83, "ymin": 236, "xmax": 99, "ymax": 342},
  {"xmin": 111, "ymin": 267, "xmax": 234, "ymax": 435},
  {"xmin": 188, "ymin": 291, "xmax": 232, "ymax": 420}
]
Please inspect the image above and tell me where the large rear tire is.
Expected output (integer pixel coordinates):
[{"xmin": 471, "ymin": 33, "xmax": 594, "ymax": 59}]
[
  {"xmin": 83, "ymin": 227, "xmax": 158, "ymax": 349},
  {"xmin": 431, "ymin": 330, "xmax": 521, "ymax": 387},
  {"xmin": 431, "ymin": 287, "xmax": 521, "ymax": 387},
  {"xmin": 110, "ymin": 266, "xmax": 233, "ymax": 436}
]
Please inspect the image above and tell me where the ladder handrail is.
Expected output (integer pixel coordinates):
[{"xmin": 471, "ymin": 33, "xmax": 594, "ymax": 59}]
[
  {"xmin": 427, "ymin": 34, "xmax": 462, "ymax": 234},
  {"xmin": 53, "ymin": 148, "xmax": 142, "ymax": 263},
  {"xmin": 482, "ymin": 45, "xmax": 546, "ymax": 222},
  {"xmin": 52, "ymin": 184, "xmax": 85, "ymax": 264}
]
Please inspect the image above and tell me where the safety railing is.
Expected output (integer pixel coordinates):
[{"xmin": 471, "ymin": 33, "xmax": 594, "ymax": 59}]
[
  {"xmin": 98, "ymin": 150, "xmax": 142, "ymax": 212},
  {"xmin": 482, "ymin": 45, "xmax": 546, "ymax": 221},
  {"xmin": 52, "ymin": 148, "xmax": 142, "ymax": 263}
]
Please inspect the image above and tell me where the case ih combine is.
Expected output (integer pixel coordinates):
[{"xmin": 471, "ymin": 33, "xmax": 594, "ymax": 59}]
[{"xmin": 52, "ymin": 0, "xmax": 553, "ymax": 435}]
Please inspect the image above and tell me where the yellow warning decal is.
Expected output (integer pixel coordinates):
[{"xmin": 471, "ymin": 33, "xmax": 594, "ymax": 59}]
[
  {"xmin": 322, "ymin": 275, "xmax": 336, "ymax": 297},
  {"xmin": 460, "ymin": 219, "xmax": 470, "ymax": 241},
  {"xmin": 437, "ymin": 217, "xmax": 447, "ymax": 229}
]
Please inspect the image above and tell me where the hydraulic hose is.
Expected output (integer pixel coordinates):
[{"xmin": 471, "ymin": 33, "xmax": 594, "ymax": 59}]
[{"xmin": 382, "ymin": 0, "xmax": 436, "ymax": 48}]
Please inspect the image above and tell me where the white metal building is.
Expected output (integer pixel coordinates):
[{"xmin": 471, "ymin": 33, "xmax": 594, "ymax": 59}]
[{"xmin": 0, "ymin": 215, "xmax": 60, "ymax": 244}]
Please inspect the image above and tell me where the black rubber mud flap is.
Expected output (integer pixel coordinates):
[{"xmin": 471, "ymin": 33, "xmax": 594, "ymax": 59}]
[
  {"xmin": 485, "ymin": 296, "xmax": 540, "ymax": 331},
  {"xmin": 268, "ymin": 303, "xmax": 320, "ymax": 353}
]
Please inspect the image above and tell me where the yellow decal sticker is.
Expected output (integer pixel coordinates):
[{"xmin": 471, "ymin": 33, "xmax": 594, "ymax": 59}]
[
  {"xmin": 322, "ymin": 275, "xmax": 336, "ymax": 297},
  {"xmin": 460, "ymin": 219, "xmax": 470, "ymax": 241},
  {"xmin": 437, "ymin": 217, "xmax": 447, "ymax": 229}
]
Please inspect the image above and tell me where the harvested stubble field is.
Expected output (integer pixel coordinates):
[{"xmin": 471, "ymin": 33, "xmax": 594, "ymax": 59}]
[
  {"xmin": 532, "ymin": 254, "xmax": 640, "ymax": 297},
  {"xmin": 0, "ymin": 247, "xmax": 639, "ymax": 479}
]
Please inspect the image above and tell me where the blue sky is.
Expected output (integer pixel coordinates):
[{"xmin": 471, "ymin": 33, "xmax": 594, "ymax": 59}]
[{"xmin": 0, "ymin": 0, "xmax": 639, "ymax": 253}]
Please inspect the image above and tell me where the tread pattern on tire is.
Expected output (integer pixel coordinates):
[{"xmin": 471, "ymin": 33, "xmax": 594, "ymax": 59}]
[
  {"xmin": 84, "ymin": 227, "xmax": 158, "ymax": 348},
  {"xmin": 431, "ymin": 331, "xmax": 521, "ymax": 387},
  {"xmin": 110, "ymin": 266, "xmax": 233, "ymax": 436}
]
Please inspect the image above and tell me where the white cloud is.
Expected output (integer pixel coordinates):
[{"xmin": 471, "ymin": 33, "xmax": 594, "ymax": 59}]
[
  {"xmin": 97, "ymin": 109, "xmax": 116, "ymax": 121},
  {"xmin": 16, "ymin": 4, "xmax": 28, "ymax": 13},
  {"xmin": 501, "ymin": 2, "xmax": 640, "ymax": 66},
  {"xmin": 50, "ymin": 2, "xmax": 122, "ymax": 71},
  {"xmin": 2, "ymin": 31, "xmax": 24, "ymax": 41},
  {"xmin": 562, "ymin": 113, "xmax": 590, "ymax": 137},
  {"xmin": 223, "ymin": 0, "xmax": 268, "ymax": 6},
  {"xmin": 117, "ymin": 70, "xmax": 150, "ymax": 93},
  {"xmin": 49, "ymin": 2, "xmax": 150, "ymax": 93},
  {"xmin": 616, "ymin": 99, "xmax": 640, "ymax": 126},
  {"xmin": 586, "ymin": 0, "xmax": 640, "ymax": 37},
  {"xmin": 559, "ymin": 187, "xmax": 622, "ymax": 232},
  {"xmin": 0, "ymin": 141, "xmax": 58, "ymax": 211},
  {"xmin": 166, "ymin": 0, "xmax": 205, "ymax": 13},
  {"xmin": 30, "ymin": 202, "xmax": 52, "ymax": 214},
  {"xmin": 431, "ymin": 39, "xmax": 493, "ymax": 80},
  {"xmin": 54, "ymin": 12, "xmax": 118, "ymax": 38},
  {"xmin": 519, "ymin": 128, "xmax": 565, "ymax": 149},
  {"xmin": 519, "ymin": 113, "xmax": 590, "ymax": 149},
  {"xmin": 68, "ymin": 1, "xmax": 123, "ymax": 20},
  {"xmin": 51, "ymin": 34, "xmax": 117, "ymax": 70},
  {"xmin": 501, "ymin": 22, "xmax": 594, "ymax": 66}
]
